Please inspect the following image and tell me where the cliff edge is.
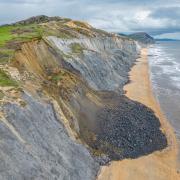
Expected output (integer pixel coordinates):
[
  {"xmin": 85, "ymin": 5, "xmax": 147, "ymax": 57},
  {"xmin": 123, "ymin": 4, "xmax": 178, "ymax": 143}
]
[{"xmin": 0, "ymin": 16, "xmax": 166, "ymax": 180}]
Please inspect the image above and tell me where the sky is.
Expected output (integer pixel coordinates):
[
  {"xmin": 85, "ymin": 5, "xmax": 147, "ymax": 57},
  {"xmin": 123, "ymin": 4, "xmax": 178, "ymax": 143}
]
[{"xmin": 0, "ymin": 0, "xmax": 180, "ymax": 39}]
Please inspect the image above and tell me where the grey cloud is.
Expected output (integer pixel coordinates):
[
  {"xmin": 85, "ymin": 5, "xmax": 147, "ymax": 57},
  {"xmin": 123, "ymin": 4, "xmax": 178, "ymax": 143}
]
[
  {"xmin": 150, "ymin": 7, "xmax": 180, "ymax": 19},
  {"xmin": 77, "ymin": 0, "xmax": 180, "ymax": 6},
  {"xmin": 0, "ymin": 0, "xmax": 180, "ymax": 37},
  {"xmin": 0, "ymin": 0, "xmax": 45, "ymax": 4}
]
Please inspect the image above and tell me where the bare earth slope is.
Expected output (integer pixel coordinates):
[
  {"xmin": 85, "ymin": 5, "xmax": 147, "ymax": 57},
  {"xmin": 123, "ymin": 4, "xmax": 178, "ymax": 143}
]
[{"xmin": 0, "ymin": 16, "xmax": 172, "ymax": 179}]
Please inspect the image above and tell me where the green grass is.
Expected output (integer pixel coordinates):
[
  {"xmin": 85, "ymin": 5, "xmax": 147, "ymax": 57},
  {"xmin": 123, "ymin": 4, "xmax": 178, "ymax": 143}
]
[
  {"xmin": 51, "ymin": 71, "xmax": 66, "ymax": 83},
  {"xmin": 44, "ymin": 26, "xmax": 75, "ymax": 39},
  {"xmin": 0, "ymin": 23, "xmax": 74, "ymax": 66},
  {"xmin": 0, "ymin": 22, "xmax": 88, "ymax": 66},
  {"xmin": 0, "ymin": 25, "xmax": 14, "ymax": 47},
  {"xmin": 70, "ymin": 43, "xmax": 84, "ymax": 54},
  {"xmin": 12, "ymin": 24, "xmax": 44, "ymax": 40},
  {"xmin": 0, "ymin": 69, "xmax": 18, "ymax": 87},
  {"xmin": 0, "ymin": 24, "xmax": 46, "ymax": 64},
  {"xmin": 52, "ymin": 74, "xmax": 62, "ymax": 83},
  {"xmin": 0, "ymin": 24, "xmax": 44, "ymax": 47},
  {"xmin": 0, "ymin": 90, "xmax": 4, "ymax": 100},
  {"xmin": 0, "ymin": 49, "xmax": 14, "ymax": 64}
]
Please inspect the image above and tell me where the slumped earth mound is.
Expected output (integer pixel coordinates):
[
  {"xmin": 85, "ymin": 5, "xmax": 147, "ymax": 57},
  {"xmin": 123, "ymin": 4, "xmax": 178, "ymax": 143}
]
[
  {"xmin": 0, "ymin": 15, "xmax": 167, "ymax": 179},
  {"xmin": 80, "ymin": 94, "xmax": 167, "ymax": 164}
]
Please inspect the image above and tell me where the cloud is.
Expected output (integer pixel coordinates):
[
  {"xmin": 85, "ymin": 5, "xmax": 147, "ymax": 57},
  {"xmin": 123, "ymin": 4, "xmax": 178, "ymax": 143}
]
[
  {"xmin": 0, "ymin": 0, "xmax": 45, "ymax": 4},
  {"xmin": 155, "ymin": 32, "xmax": 180, "ymax": 40},
  {"xmin": 88, "ymin": 3, "xmax": 180, "ymax": 35},
  {"xmin": 151, "ymin": 7, "xmax": 180, "ymax": 19},
  {"xmin": 0, "ymin": 0, "xmax": 180, "ymax": 37}
]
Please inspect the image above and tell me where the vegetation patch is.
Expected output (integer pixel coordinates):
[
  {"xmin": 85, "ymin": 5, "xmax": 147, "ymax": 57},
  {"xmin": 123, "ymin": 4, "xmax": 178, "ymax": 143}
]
[
  {"xmin": 0, "ymin": 25, "xmax": 14, "ymax": 47},
  {"xmin": 12, "ymin": 24, "xmax": 44, "ymax": 41},
  {"xmin": 57, "ymin": 31, "xmax": 74, "ymax": 39},
  {"xmin": 51, "ymin": 73, "xmax": 63, "ymax": 83},
  {"xmin": 0, "ymin": 69, "xmax": 18, "ymax": 87},
  {"xmin": 72, "ymin": 27, "xmax": 92, "ymax": 37},
  {"xmin": 0, "ymin": 24, "xmax": 44, "ymax": 47},
  {"xmin": 73, "ymin": 21, "xmax": 90, "ymax": 29},
  {"xmin": 0, "ymin": 90, "xmax": 4, "ymax": 100},
  {"xmin": 0, "ymin": 49, "xmax": 14, "ymax": 64},
  {"xmin": 41, "ymin": 22, "xmax": 76, "ymax": 39},
  {"xmin": 0, "ymin": 24, "xmax": 46, "ymax": 65},
  {"xmin": 19, "ymin": 100, "xmax": 27, "ymax": 107},
  {"xmin": 70, "ymin": 43, "xmax": 84, "ymax": 54}
]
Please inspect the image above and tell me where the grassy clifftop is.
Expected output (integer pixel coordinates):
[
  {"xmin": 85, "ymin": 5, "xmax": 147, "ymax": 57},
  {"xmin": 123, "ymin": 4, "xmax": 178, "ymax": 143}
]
[
  {"xmin": 0, "ymin": 15, "xmax": 106, "ymax": 86},
  {"xmin": 0, "ymin": 15, "xmax": 121, "ymax": 89},
  {"xmin": 0, "ymin": 15, "xmax": 111, "ymax": 64},
  {"xmin": 0, "ymin": 24, "xmax": 43, "ymax": 63}
]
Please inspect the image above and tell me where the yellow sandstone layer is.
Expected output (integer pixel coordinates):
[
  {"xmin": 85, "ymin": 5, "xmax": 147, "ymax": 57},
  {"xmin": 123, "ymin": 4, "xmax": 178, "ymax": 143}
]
[{"xmin": 97, "ymin": 48, "xmax": 180, "ymax": 180}]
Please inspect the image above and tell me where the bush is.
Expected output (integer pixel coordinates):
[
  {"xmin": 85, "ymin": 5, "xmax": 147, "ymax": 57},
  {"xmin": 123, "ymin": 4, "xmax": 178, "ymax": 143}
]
[
  {"xmin": 0, "ymin": 69, "xmax": 18, "ymax": 87},
  {"xmin": 70, "ymin": 43, "xmax": 84, "ymax": 54}
]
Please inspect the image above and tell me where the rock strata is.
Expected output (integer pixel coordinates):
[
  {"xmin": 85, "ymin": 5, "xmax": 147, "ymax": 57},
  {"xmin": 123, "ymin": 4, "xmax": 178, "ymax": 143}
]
[
  {"xmin": 0, "ymin": 93, "xmax": 99, "ymax": 180},
  {"xmin": 0, "ymin": 16, "xmax": 167, "ymax": 180}
]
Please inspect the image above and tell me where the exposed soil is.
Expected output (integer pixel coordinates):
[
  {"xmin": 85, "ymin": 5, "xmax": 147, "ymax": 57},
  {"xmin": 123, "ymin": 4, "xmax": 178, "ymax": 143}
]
[{"xmin": 12, "ymin": 37, "xmax": 169, "ymax": 177}]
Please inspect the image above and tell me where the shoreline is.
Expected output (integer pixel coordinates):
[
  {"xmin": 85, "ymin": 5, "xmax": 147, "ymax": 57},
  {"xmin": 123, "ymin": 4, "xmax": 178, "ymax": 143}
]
[{"xmin": 97, "ymin": 48, "xmax": 180, "ymax": 180}]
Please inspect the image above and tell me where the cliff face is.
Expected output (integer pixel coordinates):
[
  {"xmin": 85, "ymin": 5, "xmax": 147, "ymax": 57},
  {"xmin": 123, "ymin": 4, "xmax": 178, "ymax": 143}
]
[
  {"xmin": 0, "ymin": 16, "xmax": 167, "ymax": 180},
  {"xmin": 0, "ymin": 93, "xmax": 98, "ymax": 180},
  {"xmin": 128, "ymin": 32, "xmax": 155, "ymax": 45},
  {"xmin": 46, "ymin": 36, "xmax": 138, "ymax": 91}
]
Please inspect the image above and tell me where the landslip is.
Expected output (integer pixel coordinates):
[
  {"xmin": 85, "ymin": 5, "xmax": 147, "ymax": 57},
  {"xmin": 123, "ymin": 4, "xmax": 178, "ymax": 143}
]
[{"xmin": 0, "ymin": 15, "xmax": 170, "ymax": 179}]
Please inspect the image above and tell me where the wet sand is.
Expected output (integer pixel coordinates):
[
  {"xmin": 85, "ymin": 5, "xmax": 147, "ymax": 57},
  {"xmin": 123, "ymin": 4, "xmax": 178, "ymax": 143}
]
[{"xmin": 97, "ymin": 48, "xmax": 180, "ymax": 180}]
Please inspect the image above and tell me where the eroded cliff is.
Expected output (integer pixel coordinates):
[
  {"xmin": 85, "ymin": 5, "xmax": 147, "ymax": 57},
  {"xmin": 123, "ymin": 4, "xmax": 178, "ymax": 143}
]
[{"xmin": 0, "ymin": 16, "xmax": 167, "ymax": 179}]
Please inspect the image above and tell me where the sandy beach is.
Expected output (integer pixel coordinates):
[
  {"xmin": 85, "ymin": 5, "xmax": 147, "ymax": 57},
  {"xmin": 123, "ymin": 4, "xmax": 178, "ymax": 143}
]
[{"xmin": 97, "ymin": 48, "xmax": 180, "ymax": 180}]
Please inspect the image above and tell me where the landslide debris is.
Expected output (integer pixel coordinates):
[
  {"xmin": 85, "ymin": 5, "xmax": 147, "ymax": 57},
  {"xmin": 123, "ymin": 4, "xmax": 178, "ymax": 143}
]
[{"xmin": 0, "ymin": 16, "xmax": 167, "ymax": 179}]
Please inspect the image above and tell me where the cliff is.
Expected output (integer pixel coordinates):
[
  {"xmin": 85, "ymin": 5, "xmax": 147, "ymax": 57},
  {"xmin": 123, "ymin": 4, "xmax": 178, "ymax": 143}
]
[
  {"xmin": 128, "ymin": 32, "xmax": 155, "ymax": 45},
  {"xmin": 0, "ymin": 16, "xmax": 166, "ymax": 179}
]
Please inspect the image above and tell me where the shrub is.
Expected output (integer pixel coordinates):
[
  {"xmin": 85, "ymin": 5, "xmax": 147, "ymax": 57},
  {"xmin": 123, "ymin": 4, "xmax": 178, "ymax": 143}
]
[
  {"xmin": 70, "ymin": 43, "xmax": 84, "ymax": 54},
  {"xmin": 0, "ymin": 69, "xmax": 18, "ymax": 87}
]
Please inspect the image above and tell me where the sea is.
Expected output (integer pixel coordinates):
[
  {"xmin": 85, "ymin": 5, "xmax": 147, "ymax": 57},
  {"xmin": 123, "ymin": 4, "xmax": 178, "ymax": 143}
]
[{"xmin": 148, "ymin": 41, "xmax": 180, "ymax": 164}]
